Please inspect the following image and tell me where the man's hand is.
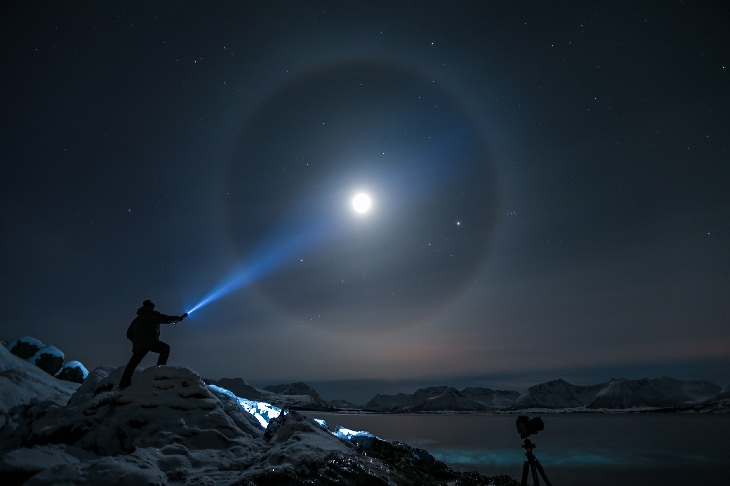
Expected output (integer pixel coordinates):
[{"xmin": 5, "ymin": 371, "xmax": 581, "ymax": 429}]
[{"xmin": 180, "ymin": 313, "xmax": 188, "ymax": 320}]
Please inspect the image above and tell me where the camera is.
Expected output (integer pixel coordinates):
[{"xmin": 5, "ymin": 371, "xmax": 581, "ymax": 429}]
[{"xmin": 516, "ymin": 415, "xmax": 544, "ymax": 439}]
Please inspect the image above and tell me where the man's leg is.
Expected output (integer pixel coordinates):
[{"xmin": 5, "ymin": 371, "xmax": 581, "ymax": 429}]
[
  {"xmin": 150, "ymin": 340, "xmax": 170, "ymax": 366},
  {"xmin": 119, "ymin": 349, "xmax": 148, "ymax": 389}
]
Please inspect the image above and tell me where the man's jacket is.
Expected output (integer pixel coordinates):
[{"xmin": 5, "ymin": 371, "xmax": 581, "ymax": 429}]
[{"xmin": 126, "ymin": 305, "xmax": 178, "ymax": 352}]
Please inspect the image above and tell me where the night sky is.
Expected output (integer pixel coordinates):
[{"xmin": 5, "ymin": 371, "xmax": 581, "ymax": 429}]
[{"xmin": 2, "ymin": 1, "xmax": 728, "ymax": 402}]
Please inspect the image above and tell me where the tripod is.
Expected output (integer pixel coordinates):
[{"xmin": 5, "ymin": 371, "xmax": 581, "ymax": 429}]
[{"xmin": 520, "ymin": 438, "xmax": 552, "ymax": 486}]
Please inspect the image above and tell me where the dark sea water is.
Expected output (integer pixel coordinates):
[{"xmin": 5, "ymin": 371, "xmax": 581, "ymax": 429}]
[{"xmin": 314, "ymin": 412, "xmax": 730, "ymax": 486}]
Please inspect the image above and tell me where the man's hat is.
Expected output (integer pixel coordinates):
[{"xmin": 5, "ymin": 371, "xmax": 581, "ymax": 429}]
[{"xmin": 142, "ymin": 300, "xmax": 155, "ymax": 308}]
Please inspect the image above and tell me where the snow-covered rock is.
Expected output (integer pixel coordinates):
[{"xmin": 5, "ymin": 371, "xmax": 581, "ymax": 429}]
[
  {"xmin": 29, "ymin": 346, "xmax": 64, "ymax": 376},
  {"xmin": 334, "ymin": 425, "xmax": 378, "ymax": 443},
  {"xmin": 364, "ymin": 393, "xmax": 411, "ymax": 412},
  {"xmin": 258, "ymin": 411, "xmax": 354, "ymax": 471},
  {"xmin": 65, "ymin": 365, "xmax": 119, "ymax": 406},
  {"xmin": 0, "ymin": 343, "xmax": 79, "ymax": 415},
  {"xmin": 208, "ymin": 384, "xmax": 282, "ymax": 428},
  {"xmin": 27, "ymin": 366, "xmax": 265, "ymax": 456},
  {"xmin": 5, "ymin": 336, "xmax": 88, "ymax": 384},
  {"xmin": 56, "ymin": 361, "xmax": 89, "ymax": 384},
  {"xmin": 6, "ymin": 337, "xmax": 44, "ymax": 360},
  {"xmin": 0, "ymin": 358, "xmax": 468, "ymax": 485}
]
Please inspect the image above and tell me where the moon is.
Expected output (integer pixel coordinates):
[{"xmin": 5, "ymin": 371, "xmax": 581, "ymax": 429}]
[{"xmin": 352, "ymin": 193, "xmax": 372, "ymax": 213}]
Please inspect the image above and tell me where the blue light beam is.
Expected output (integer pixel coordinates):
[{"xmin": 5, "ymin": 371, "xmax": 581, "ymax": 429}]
[{"xmin": 186, "ymin": 225, "xmax": 328, "ymax": 315}]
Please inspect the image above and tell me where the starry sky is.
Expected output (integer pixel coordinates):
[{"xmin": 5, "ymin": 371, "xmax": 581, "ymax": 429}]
[{"xmin": 1, "ymin": 1, "xmax": 728, "ymax": 402}]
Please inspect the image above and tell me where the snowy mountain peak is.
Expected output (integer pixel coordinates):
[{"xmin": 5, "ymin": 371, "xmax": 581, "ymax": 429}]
[
  {"xmin": 402, "ymin": 386, "xmax": 453, "ymax": 409},
  {"xmin": 363, "ymin": 393, "xmax": 411, "ymax": 412},
  {"xmin": 210, "ymin": 377, "xmax": 266, "ymax": 400},
  {"xmin": 402, "ymin": 388, "xmax": 487, "ymax": 412},
  {"xmin": 508, "ymin": 379, "xmax": 607, "ymax": 410}
]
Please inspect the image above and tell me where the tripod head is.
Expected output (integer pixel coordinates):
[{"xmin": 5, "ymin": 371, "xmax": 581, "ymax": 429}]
[
  {"xmin": 521, "ymin": 438, "xmax": 537, "ymax": 459},
  {"xmin": 516, "ymin": 415, "xmax": 544, "ymax": 439}
]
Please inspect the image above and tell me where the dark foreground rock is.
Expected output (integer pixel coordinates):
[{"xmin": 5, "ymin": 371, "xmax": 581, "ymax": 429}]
[{"xmin": 0, "ymin": 361, "xmax": 516, "ymax": 485}]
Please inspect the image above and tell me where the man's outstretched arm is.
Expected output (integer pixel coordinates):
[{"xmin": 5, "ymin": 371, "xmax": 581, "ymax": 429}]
[{"xmin": 157, "ymin": 312, "xmax": 187, "ymax": 324}]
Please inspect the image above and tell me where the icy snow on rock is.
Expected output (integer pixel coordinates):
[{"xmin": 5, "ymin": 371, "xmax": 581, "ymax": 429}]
[
  {"xmin": 209, "ymin": 384, "xmax": 282, "ymax": 428},
  {"xmin": 334, "ymin": 425, "xmax": 377, "ymax": 442}
]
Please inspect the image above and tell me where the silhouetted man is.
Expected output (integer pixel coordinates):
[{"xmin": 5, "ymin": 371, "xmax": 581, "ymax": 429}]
[{"xmin": 119, "ymin": 300, "xmax": 187, "ymax": 389}]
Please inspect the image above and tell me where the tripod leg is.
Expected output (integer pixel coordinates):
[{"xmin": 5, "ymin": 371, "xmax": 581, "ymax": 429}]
[
  {"xmin": 521, "ymin": 461, "xmax": 530, "ymax": 486},
  {"xmin": 530, "ymin": 461, "xmax": 541, "ymax": 486},
  {"xmin": 534, "ymin": 459, "xmax": 552, "ymax": 486}
]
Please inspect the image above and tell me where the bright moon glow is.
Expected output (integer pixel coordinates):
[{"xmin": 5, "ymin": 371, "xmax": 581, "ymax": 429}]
[{"xmin": 352, "ymin": 193, "xmax": 372, "ymax": 213}]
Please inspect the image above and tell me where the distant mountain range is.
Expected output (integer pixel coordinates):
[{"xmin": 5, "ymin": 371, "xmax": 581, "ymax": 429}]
[
  {"xmin": 363, "ymin": 386, "xmax": 521, "ymax": 412},
  {"xmin": 507, "ymin": 377, "xmax": 723, "ymax": 411},
  {"xmin": 218, "ymin": 377, "xmax": 729, "ymax": 413},
  {"xmin": 208, "ymin": 378, "xmax": 333, "ymax": 411}
]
